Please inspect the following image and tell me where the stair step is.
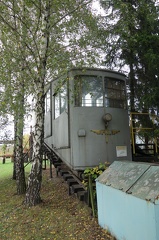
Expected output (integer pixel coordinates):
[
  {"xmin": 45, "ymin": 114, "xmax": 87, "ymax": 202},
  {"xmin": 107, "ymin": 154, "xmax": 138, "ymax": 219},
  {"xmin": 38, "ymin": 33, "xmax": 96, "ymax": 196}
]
[
  {"xmin": 71, "ymin": 184, "xmax": 84, "ymax": 193},
  {"xmin": 42, "ymin": 144, "xmax": 87, "ymax": 202},
  {"xmin": 56, "ymin": 166, "xmax": 69, "ymax": 176},
  {"xmin": 67, "ymin": 178, "xmax": 78, "ymax": 186},
  {"xmin": 51, "ymin": 157, "xmax": 58, "ymax": 162},
  {"xmin": 67, "ymin": 179, "xmax": 79, "ymax": 195},
  {"xmin": 77, "ymin": 190, "xmax": 87, "ymax": 201},
  {"xmin": 63, "ymin": 174, "xmax": 74, "ymax": 181},
  {"xmin": 60, "ymin": 169, "xmax": 69, "ymax": 176},
  {"xmin": 54, "ymin": 162, "xmax": 61, "ymax": 168},
  {"xmin": 56, "ymin": 166, "xmax": 61, "ymax": 176}
]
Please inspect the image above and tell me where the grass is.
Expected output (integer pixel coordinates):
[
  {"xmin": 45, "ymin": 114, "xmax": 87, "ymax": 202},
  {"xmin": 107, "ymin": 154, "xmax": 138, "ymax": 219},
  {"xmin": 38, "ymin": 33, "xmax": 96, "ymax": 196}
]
[
  {"xmin": 0, "ymin": 161, "xmax": 113, "ymax": 240},
  {"xmin": 0, "ymin": 158, "xmax": 31, "ymax": 179},
  {"xmin": 0, "ymin": 159, "xmax": 13, "ymax": 179}
]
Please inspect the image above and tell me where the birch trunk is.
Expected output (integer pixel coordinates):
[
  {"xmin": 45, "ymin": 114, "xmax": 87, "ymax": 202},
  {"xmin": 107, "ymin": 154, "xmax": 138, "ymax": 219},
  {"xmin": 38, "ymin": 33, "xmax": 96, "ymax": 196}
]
[
  {"xmin": 24, "ymin": 80, "xmax": 45, "ymax": 205},
  {"xmin": 16, "ymin": 117, "xmax": 26, "ymax": 194},
  {"xmin": 12, "ymin": 117, "xmax": 17, "ymax": 180},
  {"xmin": 24, "ymin": 1, "xmax": 50, "ymax": 206},
  {"xmin": 11, "ymin": 0, "xmax": 26, "ymax": 192},
  {"xmin": 15, "ymin": 87, "xmax": 26, "ymax": 194}
]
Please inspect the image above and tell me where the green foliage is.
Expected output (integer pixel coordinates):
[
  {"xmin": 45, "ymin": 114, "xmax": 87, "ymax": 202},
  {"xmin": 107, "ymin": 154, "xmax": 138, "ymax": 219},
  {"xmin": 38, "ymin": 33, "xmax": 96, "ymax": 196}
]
[
  {"xmin": 99, "ymin": 0, "xmax": 159, "ymax": 111},
  {"xmin": 0, "ymin": 0, "xmax": 103, "ymax": 205},
  {"xmin": 1, "ymin": 144, "xmax": 7, "ymax": 154},
  {"xmin": 83, "ymin": 163, "xmax": 107, "ymax": 185},
  {"xmin": 82, "ymin": 163, "xmax": 108, "ymax": 217},
  {"xmin": 0, "ymin": 0, "xmax": 101, "ymax": 119},
  {"xmin": 23, "ymin": 134, "xmax": 30, "ymax": 150},
  {"xmin": 82, "ymin": 162, "xmax": 108, "ymax": 188},
  {"xmin": 132, "ymin": 112, "xmax": 159, "ymax": 143}
]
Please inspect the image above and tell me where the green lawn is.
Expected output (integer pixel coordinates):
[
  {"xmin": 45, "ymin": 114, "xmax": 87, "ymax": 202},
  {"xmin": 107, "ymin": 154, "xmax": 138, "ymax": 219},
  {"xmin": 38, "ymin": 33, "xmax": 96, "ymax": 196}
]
[
  {"xmin": 0, "ymin": 159, "xmax": 31, "ymax": 180},
  {"xmin": 0, "ymin": 160, "xmax": 13, "ymax": 179},
  {"xmin": 0, "ymin": 162, "xmax": 113, "ymax": 240}
]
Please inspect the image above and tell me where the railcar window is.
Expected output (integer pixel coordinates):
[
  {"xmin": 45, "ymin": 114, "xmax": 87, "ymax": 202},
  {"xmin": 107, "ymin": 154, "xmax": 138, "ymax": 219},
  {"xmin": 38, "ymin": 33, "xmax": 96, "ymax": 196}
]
[
  {"xmin": 45, "ymin": 89, "xmax": 50, "ymax": 113},
  {"xmin": 104, "ymin": 77, "xmax": 127, "ymax": 109},
  {"xmin": 60, "ymin": 86, "xmax": 67, "ymax": 113},
  {"xmin": 74, "ymin": 75, "xmax": 103, "ymax": 107},
  {"xmin": 54, "ymin": 84, "xmax": 67, "ymax": 119},
  {"xmin": 55, "ymin": 93, "xmax": 60, "ymax": 118}
]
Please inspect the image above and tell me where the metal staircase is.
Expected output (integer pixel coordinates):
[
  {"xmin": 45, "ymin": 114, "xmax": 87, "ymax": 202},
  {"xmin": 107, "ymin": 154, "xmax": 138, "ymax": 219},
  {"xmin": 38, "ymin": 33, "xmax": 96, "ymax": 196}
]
[{"xmin": 42, "ymin": 142, "xmax": 87, "ymax": 202}]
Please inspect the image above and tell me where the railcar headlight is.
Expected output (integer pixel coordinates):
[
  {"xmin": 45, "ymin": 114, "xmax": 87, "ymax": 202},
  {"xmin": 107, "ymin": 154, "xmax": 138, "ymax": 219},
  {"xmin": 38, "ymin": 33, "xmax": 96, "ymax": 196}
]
[{"xmin": 103, "ymin": 113, "xmax": 112, "ymax": 125}]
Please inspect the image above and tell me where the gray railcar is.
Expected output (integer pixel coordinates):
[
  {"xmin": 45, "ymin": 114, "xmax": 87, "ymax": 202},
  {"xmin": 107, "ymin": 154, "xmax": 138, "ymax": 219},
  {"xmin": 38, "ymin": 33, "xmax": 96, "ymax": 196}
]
[{"xmin": 44, "ymin": 68, "xmax": 132, "ymax": 171}]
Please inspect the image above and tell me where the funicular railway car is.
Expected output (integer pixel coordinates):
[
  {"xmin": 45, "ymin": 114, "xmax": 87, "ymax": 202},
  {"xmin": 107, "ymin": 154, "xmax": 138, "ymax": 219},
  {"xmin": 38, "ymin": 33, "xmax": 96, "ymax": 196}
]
[{"xmin": 44, "ymin": 68, "xmax": 132, "ymax": 173}]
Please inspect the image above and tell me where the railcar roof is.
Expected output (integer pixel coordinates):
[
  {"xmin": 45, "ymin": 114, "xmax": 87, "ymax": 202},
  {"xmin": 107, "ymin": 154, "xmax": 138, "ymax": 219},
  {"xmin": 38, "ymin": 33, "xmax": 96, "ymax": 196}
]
[
  {"xmin": 68, "ymin": 67, "xmax": 126, "ymax": 76},
  {"xmin": 46, "ymin": 67, "xmax": 126, "ymax": 87}
]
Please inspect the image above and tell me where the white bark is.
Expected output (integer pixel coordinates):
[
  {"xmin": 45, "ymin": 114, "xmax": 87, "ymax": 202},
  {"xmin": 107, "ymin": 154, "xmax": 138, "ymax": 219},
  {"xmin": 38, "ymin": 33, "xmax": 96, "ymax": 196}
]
[{"xmin": 24, "ymin": 1, "xmax": 50, "ymax": 206}]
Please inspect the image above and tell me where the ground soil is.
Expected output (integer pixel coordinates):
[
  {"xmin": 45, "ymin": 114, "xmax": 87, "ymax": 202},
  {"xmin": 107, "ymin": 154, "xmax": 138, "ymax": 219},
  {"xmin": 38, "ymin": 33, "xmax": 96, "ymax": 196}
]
[
  {"xmin": 0, "ymin": 164, "xmax": 115, "ymax": 240},
  {"xmin": 41, "ymin": 166, "xmax": 115, "ymax": 240}
]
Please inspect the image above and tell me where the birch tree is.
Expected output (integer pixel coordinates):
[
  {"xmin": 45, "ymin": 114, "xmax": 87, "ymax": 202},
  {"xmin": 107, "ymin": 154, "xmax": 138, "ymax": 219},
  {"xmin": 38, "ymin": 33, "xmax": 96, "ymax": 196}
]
[
  {"xmin": 0, "ymin": 18, "xmax": 28, "ymax": 192},
  {"xmin": 0, "ymin": 0, "xmax": 101, "ymax": 206}
]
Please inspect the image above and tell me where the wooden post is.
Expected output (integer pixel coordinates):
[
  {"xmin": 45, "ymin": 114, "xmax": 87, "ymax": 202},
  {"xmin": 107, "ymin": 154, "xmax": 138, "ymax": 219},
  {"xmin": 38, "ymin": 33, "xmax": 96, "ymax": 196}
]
[
  {"xmin": 2, "ymin": 157, "xmax": 5, "ymax": 164},
  {"xmin": 88, "ymin": 175, "xmax": 95, "ymax": 217}
]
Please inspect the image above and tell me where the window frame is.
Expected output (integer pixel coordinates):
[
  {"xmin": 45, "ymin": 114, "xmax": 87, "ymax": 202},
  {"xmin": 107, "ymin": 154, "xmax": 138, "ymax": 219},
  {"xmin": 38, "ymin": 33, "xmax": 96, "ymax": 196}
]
[
  {"xmin": 74, "ymin": 75, "xmax": 103, "ymax": 107},
  {"xmin": 104, "ymin": 77, "xmax": 127, "ymax": 109}
]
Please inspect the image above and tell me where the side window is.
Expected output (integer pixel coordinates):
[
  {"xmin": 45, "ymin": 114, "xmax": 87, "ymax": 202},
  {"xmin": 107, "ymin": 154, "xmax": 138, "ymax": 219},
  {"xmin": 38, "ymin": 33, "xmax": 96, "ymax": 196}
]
[
  {"xmin": 54, "ymin": 83, "xmax": 67, "ymax": 119},
  {"xmin": 45, "ymin": 89, "xmax": 50, "ymax": 113},
  {"xmin": 74, "ymin": 75, "xmax": 103, "ymax": 107},
  {"xmin": 104, "ymin": 78, "xmax": 127, "ymax": 109},
  {"xmin": 60, "ymin": 86, "xmax": 67, "ymax": 114},
  {"xmin": 55, "ymin": 92, "xmax": 60, "ymax": 118}
]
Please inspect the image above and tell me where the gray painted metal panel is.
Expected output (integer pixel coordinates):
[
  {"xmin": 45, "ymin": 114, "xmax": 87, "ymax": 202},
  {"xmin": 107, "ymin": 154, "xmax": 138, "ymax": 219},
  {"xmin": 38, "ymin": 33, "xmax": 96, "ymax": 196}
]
[
  {"xmin": 97, "ymin": 161, "xmax": 150, "ymax": 191},
  {"xmin": 70, "ymin": 106, "xmax": 132, "ymax": 169},
  {"xmin": 129, "ymin": 165, "xmax": 159, "ymax": 204},
  {"xmin": 45, "ymin": 68, "xmax": 132, "ymax": 170},
  {"xmin": 97, "ymin": 161, "xmax": 159, "ymax": 204},
  {"xmin": 44, "ymin": 112, "xmax": 51, "ymax": 137},
  {"xmin": 53, "ymin": 111, "xmax": 69, "ymax": 148}
]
